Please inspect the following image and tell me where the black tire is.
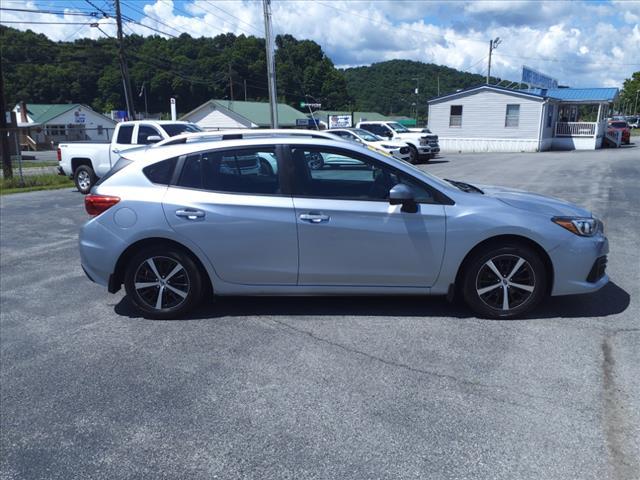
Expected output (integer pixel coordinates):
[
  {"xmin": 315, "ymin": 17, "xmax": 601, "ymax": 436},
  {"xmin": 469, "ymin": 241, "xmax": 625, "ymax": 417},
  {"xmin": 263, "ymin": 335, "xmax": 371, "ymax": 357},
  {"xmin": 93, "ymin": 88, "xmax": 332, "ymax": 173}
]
[
  {"xmin": 408, "ymin": 145, "xmax": 419, "ymax": 164},
  {"xmin": 462, "ymin": 243, "xmax": 547, "ymax": 319},
  {"xmin": 124, "ymin": 246, "xmax": 204, "ymax": 319},
  {"xmin": 74, "ymin": 164, "xmax": 96, "ymax": 194}
]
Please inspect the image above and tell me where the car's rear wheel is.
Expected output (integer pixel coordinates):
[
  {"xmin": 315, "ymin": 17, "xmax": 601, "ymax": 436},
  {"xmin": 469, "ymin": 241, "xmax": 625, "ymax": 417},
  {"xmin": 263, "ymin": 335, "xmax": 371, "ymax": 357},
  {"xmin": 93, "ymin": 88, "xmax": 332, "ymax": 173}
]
[
  {"xmin": 74, "ymin": 165, "xmax": 96, "ymax": 194},
  {"xmin": 408, "ymin": 145, "xmax": 419, "ymax": 164},
  {"xmin": 462, "ymin": 244, "xmax": 547, "ymax": 319},
  {"xmin": 124, "ymin": 247, "xmax": 203, "ymax": 319}
]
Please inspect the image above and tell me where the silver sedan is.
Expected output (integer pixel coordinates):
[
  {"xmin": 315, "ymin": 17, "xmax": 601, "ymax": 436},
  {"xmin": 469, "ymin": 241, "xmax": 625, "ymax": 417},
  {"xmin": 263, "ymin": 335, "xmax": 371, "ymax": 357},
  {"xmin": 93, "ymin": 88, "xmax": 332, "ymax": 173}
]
[{"xmin": 79, "ymin": 136, "xmax": 609, "ymax": 319}]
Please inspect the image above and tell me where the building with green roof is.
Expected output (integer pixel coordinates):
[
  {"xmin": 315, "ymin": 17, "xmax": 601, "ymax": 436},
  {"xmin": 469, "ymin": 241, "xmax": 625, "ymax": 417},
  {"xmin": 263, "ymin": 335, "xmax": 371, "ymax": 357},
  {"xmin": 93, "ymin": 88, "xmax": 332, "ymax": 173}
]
[
  {"xmin": 180, "ymin": 99, "xmax": 309, "ymax": 129},
  {"xmin": 13, "ymin": 103, "xmax": 116, "ymax": 148}
]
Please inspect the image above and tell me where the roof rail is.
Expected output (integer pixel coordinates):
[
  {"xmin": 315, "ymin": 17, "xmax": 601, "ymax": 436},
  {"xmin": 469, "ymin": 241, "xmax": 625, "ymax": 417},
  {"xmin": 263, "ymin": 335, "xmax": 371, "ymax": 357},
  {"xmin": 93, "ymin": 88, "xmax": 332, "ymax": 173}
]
[{"xmin": 156, "ymin": 129, "xmax": 341, "ymax": 147}]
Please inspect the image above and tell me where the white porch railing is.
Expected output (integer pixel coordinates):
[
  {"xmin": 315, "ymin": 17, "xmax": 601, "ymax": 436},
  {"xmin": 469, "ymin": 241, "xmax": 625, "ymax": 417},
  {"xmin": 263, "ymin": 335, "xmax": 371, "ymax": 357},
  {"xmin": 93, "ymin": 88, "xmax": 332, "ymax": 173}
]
[{"xmin": 555, "ymin": 122, "xmax": 598, "ymax": 137}]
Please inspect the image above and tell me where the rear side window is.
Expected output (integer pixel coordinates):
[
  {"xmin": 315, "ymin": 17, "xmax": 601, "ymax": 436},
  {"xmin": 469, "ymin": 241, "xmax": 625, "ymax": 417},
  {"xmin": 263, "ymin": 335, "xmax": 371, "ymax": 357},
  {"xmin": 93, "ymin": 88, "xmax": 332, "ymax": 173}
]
[
  {"xmin": 116, "ymin": 125, "xmax": 134, "ymax": 144},
  {"xmin": 177, "ymin": 147, "xmax": 279, "ymax": 195},
  {"xmin": 143, "ymin": 157, "xmax": 177, "ymax": 185}
]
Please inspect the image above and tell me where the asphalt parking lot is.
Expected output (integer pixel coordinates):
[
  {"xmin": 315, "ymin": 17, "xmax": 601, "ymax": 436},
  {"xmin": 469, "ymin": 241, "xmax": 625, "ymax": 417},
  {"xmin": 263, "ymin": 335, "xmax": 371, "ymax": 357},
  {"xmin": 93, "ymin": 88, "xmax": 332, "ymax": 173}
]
[{"xmin": 1, "ymin": 145, "xmax": 639, "ymax": 480}]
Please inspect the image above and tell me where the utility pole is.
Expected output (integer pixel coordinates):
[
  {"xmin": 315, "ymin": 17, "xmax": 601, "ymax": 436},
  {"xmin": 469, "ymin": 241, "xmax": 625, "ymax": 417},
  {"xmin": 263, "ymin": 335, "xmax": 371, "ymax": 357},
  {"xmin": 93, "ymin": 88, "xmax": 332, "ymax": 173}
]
[
  {"xmin": 487, "ymin": 37, "xmax": 501, "ymax": 84},
  {"xmin": 412, "ymin": 77, "xmax": 420, "ymax": 125},
  {"xmin": 437, "ymin": 75, "xmax": 440, "ymax": 96},
  {"xmin": 0, "ymin": 61, "xmax": 13, "ymax": 178},
  {"xmin": 634, "ymin": 89, "xmax": 639, "ymax": 115},
  {"xmin": 228, "ymin": 64, "xmax": 234, "ymax": 101},
  {"xmin": 114, "ymin": 0, "xmax": 135, "ymax": 120},
  {"xmin": 263, "ymin": 0, "xmax": 278, "ymax": 128},
  {"xmin": 244, "ymin": 79, "xmax": 247, "ymax": 101}
]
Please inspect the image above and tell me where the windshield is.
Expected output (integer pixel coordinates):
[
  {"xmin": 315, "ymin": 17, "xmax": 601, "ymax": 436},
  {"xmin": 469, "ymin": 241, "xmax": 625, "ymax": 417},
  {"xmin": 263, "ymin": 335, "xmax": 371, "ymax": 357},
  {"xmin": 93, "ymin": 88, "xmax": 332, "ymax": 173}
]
[
  {"xmin": 161, "ymin": 123, "xmax": 203, "ymax": 137},
  {"xmin": 387, "ymin": 122, "xmax": 410, "ymax": 133},
  {"xmin": 609, "ymin": 122, "xmax": 628, "ymax": 128},
  {"xmin": 353, "ymin": 128, "xmax": 382, "ymax": 142}
]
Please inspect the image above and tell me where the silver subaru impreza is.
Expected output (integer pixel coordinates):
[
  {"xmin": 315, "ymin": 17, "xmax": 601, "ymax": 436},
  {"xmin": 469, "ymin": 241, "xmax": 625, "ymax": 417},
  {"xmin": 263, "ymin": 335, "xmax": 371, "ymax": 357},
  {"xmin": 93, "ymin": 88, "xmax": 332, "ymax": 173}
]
[{"xmin": 79, "ymin": 134, "xmax": 609, "ymax": 319}]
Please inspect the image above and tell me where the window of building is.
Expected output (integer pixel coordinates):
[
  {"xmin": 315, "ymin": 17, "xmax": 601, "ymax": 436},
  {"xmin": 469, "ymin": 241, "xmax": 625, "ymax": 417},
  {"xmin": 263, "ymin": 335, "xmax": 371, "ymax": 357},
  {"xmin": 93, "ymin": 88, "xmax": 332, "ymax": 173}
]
[
  {"xmin": 177, "ymin": 147, "xmax": 279, "ymax": 195},
  {"xmin": 546, "ymin": 105, "xmax": 554, "ymax": 128},
  {"xmin": 505, "ymin": 104, "xmax": 520, "ymax": 128},
  {"xmin": 46, "ymin": 124, "xmax": 66, "ymax": 136},
  {"xmin": 290, "ymin": 147, "xmax": 436, "ymax": 203},
  {"xmin": 449, "ymin": 106, "xmax": 463, "ymax": 127}
]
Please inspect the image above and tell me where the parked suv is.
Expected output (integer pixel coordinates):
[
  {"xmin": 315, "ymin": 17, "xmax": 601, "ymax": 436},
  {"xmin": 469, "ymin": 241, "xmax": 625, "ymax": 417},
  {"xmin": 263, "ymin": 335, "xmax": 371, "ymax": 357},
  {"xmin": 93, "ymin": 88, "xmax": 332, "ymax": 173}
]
[
  {"xmin": 80, "ymin": 136, "xmax": 609, "ymax": 320},
  {"xmin": 356, "ymin": 121, "xmax": 438, "ymax": 163}
]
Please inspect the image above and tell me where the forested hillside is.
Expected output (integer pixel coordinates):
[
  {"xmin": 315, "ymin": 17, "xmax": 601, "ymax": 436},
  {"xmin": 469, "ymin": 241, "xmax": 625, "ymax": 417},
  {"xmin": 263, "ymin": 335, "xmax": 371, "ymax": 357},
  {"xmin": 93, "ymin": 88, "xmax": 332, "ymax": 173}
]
[
  {"xmin": 342, "ymin": 60, "xmax": 495, "ymax": 119},
  {"xmin": 0, "ymin": 27, "xmax": 351, "ymax": 114},
  {"xmin": 2, "ymin": 26, "xmax": 498, "ymax": 117}
]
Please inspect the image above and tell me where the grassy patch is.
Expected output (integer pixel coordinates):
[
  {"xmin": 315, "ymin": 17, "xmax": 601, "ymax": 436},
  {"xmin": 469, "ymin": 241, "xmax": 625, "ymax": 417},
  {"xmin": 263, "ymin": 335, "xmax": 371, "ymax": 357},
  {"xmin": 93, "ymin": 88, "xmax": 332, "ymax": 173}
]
[
  {"xmin": 1, "ymin": 161, "xmax": 58, "ymax": 170},
  {"xmin": 0, "ymin": 174, "xmax": 74, "ymax": 195},
  {"xmin": 631, "ymin": 128, "xmax": 640, "ymax": 137}
]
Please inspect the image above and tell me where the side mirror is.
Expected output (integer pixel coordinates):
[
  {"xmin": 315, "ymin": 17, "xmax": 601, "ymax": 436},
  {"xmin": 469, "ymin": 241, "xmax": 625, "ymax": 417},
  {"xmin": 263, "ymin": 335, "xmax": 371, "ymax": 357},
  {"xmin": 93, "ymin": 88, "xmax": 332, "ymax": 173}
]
[
  {"xmin": 389, "ymin": 184, "xmax": 418, "ymax": 213},
  {"xmin": 146, "ymin": 135, "xmax": 162, "ymax": 143}
]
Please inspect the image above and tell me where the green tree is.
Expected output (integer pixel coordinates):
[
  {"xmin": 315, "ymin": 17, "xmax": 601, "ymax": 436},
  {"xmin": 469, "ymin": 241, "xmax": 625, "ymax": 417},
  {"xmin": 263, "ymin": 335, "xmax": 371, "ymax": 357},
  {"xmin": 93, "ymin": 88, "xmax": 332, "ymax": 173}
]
[{"xmin": 620, "ymin": 71, "xmax": 640, "ymax": 115}]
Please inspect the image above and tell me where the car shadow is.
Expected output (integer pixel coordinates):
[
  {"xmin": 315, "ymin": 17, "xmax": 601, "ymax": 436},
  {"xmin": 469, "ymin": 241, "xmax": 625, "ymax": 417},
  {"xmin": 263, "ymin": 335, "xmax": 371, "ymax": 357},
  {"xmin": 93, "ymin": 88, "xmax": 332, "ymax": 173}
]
[
  {"xmin": 114, "ymin": 281, "xmax": 629, "ymax": 322},
  {"xmin": 422, "ymin": 160, "xmax": 449, "ymax": 165}
]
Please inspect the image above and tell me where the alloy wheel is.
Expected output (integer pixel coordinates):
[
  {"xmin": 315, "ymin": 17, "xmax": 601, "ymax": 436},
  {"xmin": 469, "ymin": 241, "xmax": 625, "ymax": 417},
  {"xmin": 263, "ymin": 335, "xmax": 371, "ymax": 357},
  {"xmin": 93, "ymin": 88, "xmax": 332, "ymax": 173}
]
[
  {"xmin": 133, "ymin": 256, "xmax": 190, "ymax": 311},
  {"xmin": 475, "ymin": 254, "xmax": 536, "ymax": 311},
  {"xmin": 77, "ymin": 170, "xmax": 91, "ymax": 191}
]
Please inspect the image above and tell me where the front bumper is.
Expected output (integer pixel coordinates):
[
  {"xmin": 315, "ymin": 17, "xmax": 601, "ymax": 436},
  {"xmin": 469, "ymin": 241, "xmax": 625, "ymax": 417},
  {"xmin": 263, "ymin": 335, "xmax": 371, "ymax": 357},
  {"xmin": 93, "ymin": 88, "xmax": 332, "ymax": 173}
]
[{"xmin": 548, "ymin": 233, "xmax": 610, "ymax": 296}]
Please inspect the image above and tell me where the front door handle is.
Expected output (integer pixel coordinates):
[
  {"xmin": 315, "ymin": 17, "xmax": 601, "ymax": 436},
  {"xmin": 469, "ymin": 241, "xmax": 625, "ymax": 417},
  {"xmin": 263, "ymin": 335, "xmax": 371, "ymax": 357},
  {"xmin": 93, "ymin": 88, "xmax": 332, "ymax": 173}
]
[
  {"xmin": 299, "ymin": 212, "xmax": 330, "ymax": 223},
  {"xmin": 175, "ymin": 208, "xmax": 205, "ymax": 220}
]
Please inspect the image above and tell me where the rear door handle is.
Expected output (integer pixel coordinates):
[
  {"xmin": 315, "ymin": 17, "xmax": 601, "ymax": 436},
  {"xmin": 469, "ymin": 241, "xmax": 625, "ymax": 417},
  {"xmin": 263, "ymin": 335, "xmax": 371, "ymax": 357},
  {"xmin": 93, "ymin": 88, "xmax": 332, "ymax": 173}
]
[
  {"xmin": 175, "ymin": 208, "xmax": 205, "ymax": 220},
  {"xmin": 299, "ymin": 212, "xmax": 330, "ymax": 223}
]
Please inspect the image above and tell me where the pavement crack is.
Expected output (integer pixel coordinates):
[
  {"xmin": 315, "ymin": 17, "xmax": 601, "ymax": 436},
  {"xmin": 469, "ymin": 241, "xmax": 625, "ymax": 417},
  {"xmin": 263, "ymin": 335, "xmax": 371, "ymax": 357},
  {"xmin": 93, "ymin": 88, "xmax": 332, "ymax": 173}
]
[
  {"xmin": 266, "ymin": 317, "xmax": 575, "ymax": 414},
  {"xmin": 601, "ymin": 334, "xmax": 639, "ymax": 479}
]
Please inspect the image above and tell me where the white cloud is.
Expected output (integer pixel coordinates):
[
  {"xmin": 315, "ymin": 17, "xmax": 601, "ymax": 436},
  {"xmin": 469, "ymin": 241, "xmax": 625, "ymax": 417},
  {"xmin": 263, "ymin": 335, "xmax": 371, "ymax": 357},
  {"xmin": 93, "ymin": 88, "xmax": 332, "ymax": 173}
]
[{"xmin": 2, "ymin": 0, "xmax": 638, "ymax": 88}]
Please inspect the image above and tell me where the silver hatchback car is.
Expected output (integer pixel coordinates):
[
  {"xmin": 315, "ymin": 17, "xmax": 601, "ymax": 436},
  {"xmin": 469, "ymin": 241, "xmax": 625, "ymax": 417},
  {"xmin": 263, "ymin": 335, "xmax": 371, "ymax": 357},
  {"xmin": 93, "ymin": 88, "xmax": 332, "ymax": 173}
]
[{"xmin": 79, "ymin": 136, "xmax": 609, "ymax": 319}]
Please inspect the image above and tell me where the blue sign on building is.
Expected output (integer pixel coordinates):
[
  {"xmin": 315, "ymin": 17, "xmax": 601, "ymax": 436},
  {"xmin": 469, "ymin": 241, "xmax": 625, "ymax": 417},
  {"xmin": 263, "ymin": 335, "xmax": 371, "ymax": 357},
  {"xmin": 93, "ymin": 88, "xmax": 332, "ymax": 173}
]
[{"xmin": 522, "ymin": 66, "xmax": 558, "ymax": 89}]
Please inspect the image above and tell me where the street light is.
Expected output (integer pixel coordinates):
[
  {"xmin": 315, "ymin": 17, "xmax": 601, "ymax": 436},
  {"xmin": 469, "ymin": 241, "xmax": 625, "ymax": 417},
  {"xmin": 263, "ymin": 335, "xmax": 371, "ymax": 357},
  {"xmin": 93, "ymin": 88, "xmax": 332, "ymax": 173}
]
[{"xmin": 487, "ymin": 37, "xmax": 501, "ymax": 84}]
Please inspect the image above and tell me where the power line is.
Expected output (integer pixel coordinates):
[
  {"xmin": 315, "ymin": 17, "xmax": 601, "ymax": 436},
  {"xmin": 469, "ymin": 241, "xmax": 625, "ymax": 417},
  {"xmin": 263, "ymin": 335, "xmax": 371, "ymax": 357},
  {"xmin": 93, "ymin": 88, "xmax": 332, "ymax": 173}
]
[
  {"xmin": 0, "ymin": 7, "xmax": 101, "ymax": 16},
  {"xmin": 201, "ymin": 0, "xmax": 263, "ymax": 35},
  {"xmin": 495, "ymin": 52, "xmax": 640, "ymax": 67},
  {"xmin": 120, "ymin": 0, "xmax": 185, "ymax": 36},
  {"xmin": 0, "ymin": 21, "xmax": 114, "ymax": 25}
]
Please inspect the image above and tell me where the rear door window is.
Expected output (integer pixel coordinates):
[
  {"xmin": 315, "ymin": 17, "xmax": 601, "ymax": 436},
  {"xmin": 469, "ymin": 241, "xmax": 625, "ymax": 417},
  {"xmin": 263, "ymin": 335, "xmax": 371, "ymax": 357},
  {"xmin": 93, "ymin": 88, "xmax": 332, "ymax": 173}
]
[{"xmin": 177, "ymin": 147, "xmax": 280, "ymax": 195}]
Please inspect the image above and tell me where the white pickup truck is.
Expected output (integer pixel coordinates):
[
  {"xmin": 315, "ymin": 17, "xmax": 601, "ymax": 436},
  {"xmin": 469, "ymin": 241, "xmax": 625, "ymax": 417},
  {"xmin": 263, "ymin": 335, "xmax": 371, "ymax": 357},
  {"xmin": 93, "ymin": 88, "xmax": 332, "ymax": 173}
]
[
  {"xmin": 58, "ymin": 120, "xmax": 202, "ymax": 193},
  {"xmin": 356, "ymin": 121, "xmax": 439, "ymax": 163}
]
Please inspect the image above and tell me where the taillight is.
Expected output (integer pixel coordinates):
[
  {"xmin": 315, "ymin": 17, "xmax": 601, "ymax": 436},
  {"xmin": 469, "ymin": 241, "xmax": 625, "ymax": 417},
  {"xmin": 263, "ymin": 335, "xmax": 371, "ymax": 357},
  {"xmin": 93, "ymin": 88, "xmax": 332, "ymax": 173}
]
[
  {"xmin": 85, "ymin": 194, "xmax": 120, "ymax": 216},
  {"xmin": 57, "ymin": 147, "xmax": 62, "ymax": 162}
]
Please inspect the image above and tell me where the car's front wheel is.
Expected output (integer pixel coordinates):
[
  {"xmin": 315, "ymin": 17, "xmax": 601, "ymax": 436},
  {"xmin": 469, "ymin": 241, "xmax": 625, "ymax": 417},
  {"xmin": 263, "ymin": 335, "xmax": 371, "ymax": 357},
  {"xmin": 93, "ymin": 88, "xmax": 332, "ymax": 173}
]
[
  {"xmin": 124, "ymin": 246, "xmax": 203, "ymax": 319},
  {"xmin": 462, "ymin": 243, "xmax": 547, "ymax": 319},
  {"xmin": 408, "ymin": 145, "xmax": 419, "ymax": 164}
]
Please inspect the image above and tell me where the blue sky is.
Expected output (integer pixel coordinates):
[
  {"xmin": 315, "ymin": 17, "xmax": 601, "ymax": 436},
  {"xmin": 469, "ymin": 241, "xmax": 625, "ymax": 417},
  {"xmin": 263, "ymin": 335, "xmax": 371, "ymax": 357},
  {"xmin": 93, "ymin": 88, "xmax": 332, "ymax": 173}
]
[{"xmin": 2, "ymin": 0, "xmax": 639, "ymax": 87}]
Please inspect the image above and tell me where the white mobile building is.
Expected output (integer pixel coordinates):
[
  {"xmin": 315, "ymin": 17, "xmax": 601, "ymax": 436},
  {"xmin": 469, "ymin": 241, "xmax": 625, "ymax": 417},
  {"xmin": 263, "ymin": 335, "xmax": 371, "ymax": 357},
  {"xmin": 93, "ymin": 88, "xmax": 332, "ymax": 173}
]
[{"xmin": 427, "ymin": 85, "xmax": 619, "ymax": 152}]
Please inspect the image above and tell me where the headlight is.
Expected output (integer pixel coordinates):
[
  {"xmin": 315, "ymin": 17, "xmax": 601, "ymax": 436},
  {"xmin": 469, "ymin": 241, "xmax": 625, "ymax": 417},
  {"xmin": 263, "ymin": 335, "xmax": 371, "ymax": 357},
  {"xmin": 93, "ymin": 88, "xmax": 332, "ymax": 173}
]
[
  {"xmin": 380, "ymin": 144, "xmax": 396, "ymax": 149},
  {"xmin": 552, "ymin": 216, "xmax": 602, "ymax": 236}
]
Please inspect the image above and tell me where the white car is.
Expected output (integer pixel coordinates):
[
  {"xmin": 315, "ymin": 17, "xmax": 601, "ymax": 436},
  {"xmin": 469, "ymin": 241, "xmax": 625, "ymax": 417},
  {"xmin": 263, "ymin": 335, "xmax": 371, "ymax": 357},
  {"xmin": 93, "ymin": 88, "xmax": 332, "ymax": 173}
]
[{"xmin": 328, "ymin": 128, "xmax": 412, "ymax": 162}]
